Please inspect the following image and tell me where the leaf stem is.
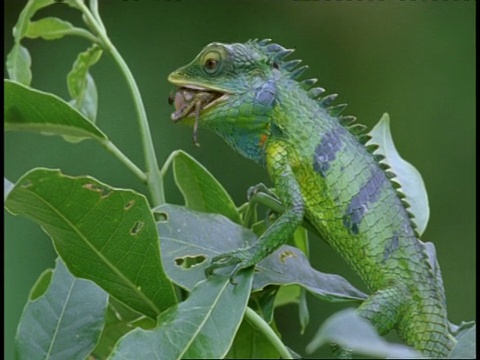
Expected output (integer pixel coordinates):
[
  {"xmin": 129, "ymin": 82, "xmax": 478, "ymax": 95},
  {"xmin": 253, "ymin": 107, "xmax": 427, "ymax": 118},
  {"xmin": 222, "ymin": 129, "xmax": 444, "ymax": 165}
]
[
  {"xmin": 159, "ymin": 150, "xmax": 179, "ymax": 178},
  {"xmin": 66, "ymin": 28, "xmax": 101, "ymax": 44},
  {"xmin": 88, "ymin": 0, "xmax": 106, "ymax": 32},
  {"xmin": 76, "ymin": 0, "xmax": 164, "ymax": 206},
  {"xmin": 245, "ymin": 307, "xmax": 293, "ymax": 359},
  {"xmin": 102, "ymin": 140, "xmax": 147, "ymax": 183}
]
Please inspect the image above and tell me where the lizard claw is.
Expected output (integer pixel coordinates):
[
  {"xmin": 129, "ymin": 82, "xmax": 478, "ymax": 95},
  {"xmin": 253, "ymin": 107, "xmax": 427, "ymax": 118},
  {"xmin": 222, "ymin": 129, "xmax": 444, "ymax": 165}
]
[{"xmin": 247, "ymin": 183, "xmax": 272, "ymax": 201}]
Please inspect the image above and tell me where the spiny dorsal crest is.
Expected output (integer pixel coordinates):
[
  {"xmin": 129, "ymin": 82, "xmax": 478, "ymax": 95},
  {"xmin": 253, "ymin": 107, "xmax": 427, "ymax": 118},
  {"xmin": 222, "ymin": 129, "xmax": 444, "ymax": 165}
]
[
  {"xmin": 252, "ymin": 39, "xmax": 367, "ymax": 142},
  {"xmin": 251, "ymin": 39, "xmax": 419, "ymax": 237}
]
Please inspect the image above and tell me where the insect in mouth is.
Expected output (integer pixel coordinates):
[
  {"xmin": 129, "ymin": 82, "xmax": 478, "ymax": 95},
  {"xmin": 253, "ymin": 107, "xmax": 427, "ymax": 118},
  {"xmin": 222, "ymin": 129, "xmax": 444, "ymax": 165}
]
[{"xmin": 169, "ymin": 88, "xmax": 223, "ymax": 146}]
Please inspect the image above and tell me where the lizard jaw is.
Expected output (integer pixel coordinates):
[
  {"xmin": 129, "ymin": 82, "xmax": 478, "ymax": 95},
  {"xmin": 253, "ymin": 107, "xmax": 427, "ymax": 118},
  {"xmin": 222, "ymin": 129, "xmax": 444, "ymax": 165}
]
[{"xmin": 168, "ymin": 86, "xmax": 229, "ymax": 122}]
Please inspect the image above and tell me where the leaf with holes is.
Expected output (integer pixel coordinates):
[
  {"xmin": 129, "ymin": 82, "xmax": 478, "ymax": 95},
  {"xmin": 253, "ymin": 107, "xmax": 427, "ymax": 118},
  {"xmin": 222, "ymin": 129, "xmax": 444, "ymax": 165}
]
[
  {"xmin": 5, "ymin": 168, "xmax": 176, "ymax": 319},
  {"xmin": 109, "ymin": 269, "xmax": 253, "ymax": 360},
  {"xmin": 155, "ymin": 203, "xmax": 256, "ymax": 291},
  {"xmin": 155, "ymin": 204, "xmax": 366, "ymax": 302},
  {"xmin": 15, "ymin": 258, "xmax": 108, "ymax": 360}
]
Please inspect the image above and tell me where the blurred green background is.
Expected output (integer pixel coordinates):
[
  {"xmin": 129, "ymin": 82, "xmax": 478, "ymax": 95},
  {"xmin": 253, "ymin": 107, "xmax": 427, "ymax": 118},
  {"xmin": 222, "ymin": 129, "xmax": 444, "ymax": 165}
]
[{"xmin": 4, "ymin": 1, "xmax": 475, "ymax": 358}]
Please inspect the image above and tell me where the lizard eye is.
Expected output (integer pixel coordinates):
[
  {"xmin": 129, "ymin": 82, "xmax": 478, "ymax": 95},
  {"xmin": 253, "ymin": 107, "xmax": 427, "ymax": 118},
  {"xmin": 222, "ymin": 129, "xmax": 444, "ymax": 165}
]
[{"xmin": 202, "ymin": 51, "xmax": 221, "ymax": 75}]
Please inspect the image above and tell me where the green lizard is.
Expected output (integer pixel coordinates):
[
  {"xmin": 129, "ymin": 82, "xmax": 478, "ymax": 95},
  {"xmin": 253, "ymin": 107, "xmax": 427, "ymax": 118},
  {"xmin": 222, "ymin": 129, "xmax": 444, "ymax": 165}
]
[{"xmin": 168, "ymin": 39, "xmax": 455, "ymax": 357}]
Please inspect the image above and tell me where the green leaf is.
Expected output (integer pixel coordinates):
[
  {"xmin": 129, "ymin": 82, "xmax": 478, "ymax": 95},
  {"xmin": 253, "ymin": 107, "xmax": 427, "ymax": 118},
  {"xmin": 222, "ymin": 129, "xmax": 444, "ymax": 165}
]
[
  {"xmin": 90, "ymin": 299, "xmax": 144, "ymax": 359},
  {"xmin": 253, "ymin": 246, "xmax": 367, "ymax": 302},
  {"xmin": 292, "ymin": 226, "xmax": 309, "ymax": 257},
  {"xmin": 298, "ymin": 287, "xmax": 309, "ymax": 334},
  {"xmin": 155, "ymin": 204, "xmax": 366, "ymax": 302},
  {"xmin": 292, "ymin": 227, "xmax": 310, "ymax": 332},
  {"xmin": 4, "ymin": 80, "xmax": 107, "ymax": 142},
  {"xmin": 226, "ymin": 319, "xmax": 280, "ymax": 359},
  {"xmin": 12, "ymin": 0, "xmax": 55, "ymax": 40},
  {"xmin": 449, "ymin": 320, "xmax": 476, "ymax": 337},
  {"xmin": 67, "ymin": 45, "xmax": 103, "ymax": 122},
  {"xmin": 15, "ymin": 258, "xmax": 108, "ymax": 360},
  {"xmin": 155, "ymin": 203, "xmax": 255, "ymax": 291},
  {"xmin": 4, "ymin": 177, "xmax": 14, "ymax": 201},
  {"xmin": 6, "ymin": 44, "xmax": 32, "ymax": 85},
  {"xmin": 251, "ymin": 218, "xmax": 268, "ymax": 237},
  {"xmin": 7, "ymin": 0, "xmax": 57, "ymax": 85},
  {"xmin": 367, "ymin": 113, "xmax": 430, "ymax": 235},
  {"xmin": 306, "ymin": 308, "xmax": 422, "ymax": 358},
  {"xmin": 109, "ymin": 270, "xmax": 253, "ymax": 360},
  {"xmin": 275, "ymin": 285, "xmax": 301, "ymax": 307},
  {"xmin": 172, "ymin": 150, "xmax": 241, "ymax": 224},
  {"xmin": 7, "ymin": 2, "xmax": 97, "ymax": 85},
  {"xmin": 25, "ymin": 17, "xmax": 96, "ymax": 41},
  {"xmin": 450, "ymin": 324, "xmax": 476, "ymax": 359},
  {"xmin": 249, "ymin": 286, "xmax": 278, "ymax": 324},
  {"xmin": 29, "ymin": 268, "xmax": 53, "ymax": 301},
  {"xmin": 69, "ymin": 73, "xmax": 98, "ymax": 125},
  {"xmin": 61, "ymin": 0, "xmax": 83, "ymax": 9},
  {"xmin": 5, "ymin": 168, "xmax": 177, "ymax": 319}
]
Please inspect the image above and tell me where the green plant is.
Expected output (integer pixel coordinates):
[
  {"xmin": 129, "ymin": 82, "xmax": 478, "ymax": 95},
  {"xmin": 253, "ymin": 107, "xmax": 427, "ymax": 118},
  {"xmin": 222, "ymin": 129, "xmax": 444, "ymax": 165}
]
[{"xmin": 4, "ymin": 1, "xmax": 475, "ymax": 359}]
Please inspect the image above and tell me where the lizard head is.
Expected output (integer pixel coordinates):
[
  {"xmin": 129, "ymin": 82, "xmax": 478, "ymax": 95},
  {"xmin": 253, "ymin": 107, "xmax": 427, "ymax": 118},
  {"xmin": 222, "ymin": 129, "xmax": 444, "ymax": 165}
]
[{"xmin": 168, "ymin": 41, "xmax": 277, "ymax": 146}]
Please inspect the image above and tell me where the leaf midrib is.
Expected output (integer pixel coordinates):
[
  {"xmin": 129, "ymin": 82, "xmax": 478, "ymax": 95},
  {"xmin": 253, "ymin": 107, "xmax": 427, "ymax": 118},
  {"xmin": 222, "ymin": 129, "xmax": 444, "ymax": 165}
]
[{"xmin": 15, "ymin": 184, "xmax": 161, "ymax": 318}]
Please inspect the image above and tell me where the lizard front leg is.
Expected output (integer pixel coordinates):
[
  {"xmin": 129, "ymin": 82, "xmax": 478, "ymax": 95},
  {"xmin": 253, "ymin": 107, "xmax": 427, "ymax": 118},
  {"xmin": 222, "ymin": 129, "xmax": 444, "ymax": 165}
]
[{"xmin": 205, "ymin": 139, "xmax": 305, "ymax": 281}]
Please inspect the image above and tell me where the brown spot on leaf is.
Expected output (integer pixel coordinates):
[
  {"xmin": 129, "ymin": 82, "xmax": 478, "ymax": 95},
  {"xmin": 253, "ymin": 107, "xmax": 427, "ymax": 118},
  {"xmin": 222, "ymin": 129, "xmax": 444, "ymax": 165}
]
[
  {"xmin": 83, "ymin": 183, "xmax": 112, "ymax": 198},
  {"xmin": 279, "ymin": 250, "xmax": 297, "ymax": 263},
  {"xmin": 130, "ymin": 221, "xmax": 144, "ymax": 235},
  {"xmin": 21, "ymin": 180, "xmax": 33, "ymax": 188},
  {"xmin": 124, "ymin": 199, "xmax": 135, "ymax": 210},
  {"xmin": 154, "ymin": 211, "xmax": 168, "ymax": 223}
]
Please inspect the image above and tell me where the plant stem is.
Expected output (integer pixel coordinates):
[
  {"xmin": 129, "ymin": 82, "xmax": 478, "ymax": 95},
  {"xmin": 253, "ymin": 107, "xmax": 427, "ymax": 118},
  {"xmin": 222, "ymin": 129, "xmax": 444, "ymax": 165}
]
[
  {"xmin": 245, "ymin": 307, "xmax": 293, "ymax": 359},
  {"xmin": 102, "ymin": 140, "xmax": 147, "ymax": 183},
  {"xmin": 76, "ymin": 0, "xmax": 165, "ymax": 206},
  {"xmin": 106, "ymin": 45, "xmax": 165, "ymax": 205},
  {"xmin": 88, "ymin": 0, "xmax": 105, "ymax": 32}
]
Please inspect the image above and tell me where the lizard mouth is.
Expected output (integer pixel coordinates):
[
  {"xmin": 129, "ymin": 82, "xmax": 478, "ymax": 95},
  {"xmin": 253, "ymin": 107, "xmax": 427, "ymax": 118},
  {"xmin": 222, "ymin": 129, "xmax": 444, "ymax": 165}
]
[
  {"xmin": 168, "ymin": 86, "xmax": 229, "ymax": 145},
  {"xmin": 168, "ymin": 86, "xmax": 228, "ymax": 122}
]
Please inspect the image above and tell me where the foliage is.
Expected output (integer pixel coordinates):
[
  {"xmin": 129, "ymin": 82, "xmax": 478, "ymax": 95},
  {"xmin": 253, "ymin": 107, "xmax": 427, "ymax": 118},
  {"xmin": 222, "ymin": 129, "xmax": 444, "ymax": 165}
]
[{"xmin": 4, "ymin": 1, "xmax": 475, "ymax": 359}]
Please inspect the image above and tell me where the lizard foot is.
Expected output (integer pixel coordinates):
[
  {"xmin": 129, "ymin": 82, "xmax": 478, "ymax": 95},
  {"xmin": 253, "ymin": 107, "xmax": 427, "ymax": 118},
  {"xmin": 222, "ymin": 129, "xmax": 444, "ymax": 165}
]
[
  {"xmin": 205, "ymin": 249, "xmax": 253, "ymax": 284},
  {"xmin": 330, "ymin": 342, "xmax": 352, "ymax": 359},
  {"xmin": 247, "ymin": 183, "xmax": 276, "ymax": 201}
]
